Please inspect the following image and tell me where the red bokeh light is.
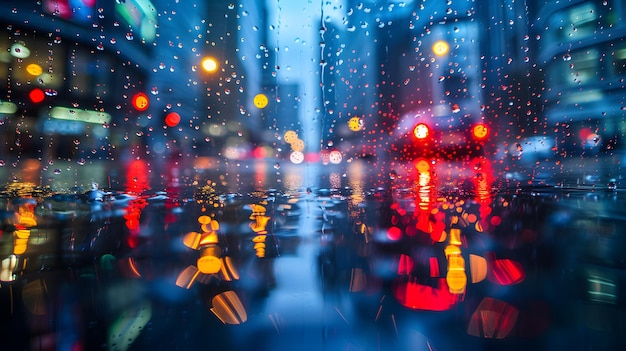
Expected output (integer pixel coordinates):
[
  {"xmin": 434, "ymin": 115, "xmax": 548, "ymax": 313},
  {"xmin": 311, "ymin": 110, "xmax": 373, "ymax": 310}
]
[
  {"xmin": 387, "ymin": 226, "xmax": 402, "ymax": 241},
  {"xmin": 29, "ymin": 88, "xmax": 45, "ymax": 103},
  {"xmin": 165, "ymin": 112, "xmax": 181, "ymax": 127}
]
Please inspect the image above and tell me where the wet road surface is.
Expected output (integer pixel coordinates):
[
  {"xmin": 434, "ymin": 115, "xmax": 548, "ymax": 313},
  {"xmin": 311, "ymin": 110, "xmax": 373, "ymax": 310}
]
[{"xmin": 1, "ymin": 159, "xmax": 626, "ymax": 351}]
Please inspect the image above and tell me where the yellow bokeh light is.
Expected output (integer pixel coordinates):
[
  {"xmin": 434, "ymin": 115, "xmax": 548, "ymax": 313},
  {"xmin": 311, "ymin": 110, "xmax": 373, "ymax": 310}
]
[
  {"xmin": 290, "ymin": 138, "xmax": 305, "ymax": 152},
  {"xmin": 26, "ymin": 63, "xmax": 43, "ymax": 76},
  {"xmin": 253, "ymin": 93, "xmax": 269, "ymax": 108},
  {"xmin": 432, "ymin": 40, "xmax": 450, "ymax": 57},
  {"xmin": 284, "ymin": 130, "xmax": 298, "ymax": 143},
  {"xmin": 201, "ymin": 56, "xmax": 218, "ymax": 72},
  {"xmin": 415, "ymin": 159, "xmax": 430, "ymax": 173},
  {"xmin": 197, "ymin": 255, "xmax": 222, "ymax": 274},
  {"xmin": 348, "ymin": 116, "xmax": 363, "ymax": 131}
]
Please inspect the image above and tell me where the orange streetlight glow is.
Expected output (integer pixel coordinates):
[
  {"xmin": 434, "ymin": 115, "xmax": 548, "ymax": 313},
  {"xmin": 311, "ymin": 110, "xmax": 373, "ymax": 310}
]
[
  {"xmin": 432, "ymin": 40, "xmax": 450, "ymax": 57},
  {"xmin": 201, "ymin": 56, "xmax": 218, "ymax": 73}
]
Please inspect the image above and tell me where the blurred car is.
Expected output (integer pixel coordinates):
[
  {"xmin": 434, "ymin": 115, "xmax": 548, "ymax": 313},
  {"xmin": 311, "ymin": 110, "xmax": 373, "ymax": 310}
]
[{"xmin": 390, "ymin": 106, "xmax": 490, "ymax": 160}]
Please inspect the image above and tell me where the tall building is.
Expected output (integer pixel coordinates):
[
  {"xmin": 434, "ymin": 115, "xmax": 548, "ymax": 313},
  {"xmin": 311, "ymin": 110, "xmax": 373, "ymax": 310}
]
[
  {"xmin": 529, "ymin": 0, "xmax": 626, "ymax": 157},
  {"xmin": 0, "ymin": 1, "xmax": 157, "ymax": 162}
]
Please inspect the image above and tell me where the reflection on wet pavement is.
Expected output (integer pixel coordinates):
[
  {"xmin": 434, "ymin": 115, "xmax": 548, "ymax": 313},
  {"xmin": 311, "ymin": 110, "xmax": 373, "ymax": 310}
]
[{"xmin": 1, "ymin": 160, "xmax": 626, "ymax": 351}]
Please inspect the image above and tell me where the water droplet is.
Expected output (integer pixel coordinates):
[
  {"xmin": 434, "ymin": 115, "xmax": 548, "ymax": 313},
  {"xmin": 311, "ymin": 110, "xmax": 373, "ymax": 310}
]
[
  {"xmin": 77, "ymin": 158, "xmax": 86, "ymax": 166},
  {"xmin": 126, "ymin": 32, "xmax": 134, "ymax": 40},
  {"xmin": 274, "ymin": 163, "xmax": 280, "ymax": 170},
  {"xmin": 54, "ymin": 169, "xmax": 62, "ymax": 174}
]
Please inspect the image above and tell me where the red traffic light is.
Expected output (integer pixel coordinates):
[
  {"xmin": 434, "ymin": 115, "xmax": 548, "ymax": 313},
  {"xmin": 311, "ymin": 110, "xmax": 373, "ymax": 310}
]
[
  {"xmin": 165, "ymin": 112, "xmax": 181, "ymax": 127},
  {"xmin": 131, "ymin": 92, "xmax": 150, "ymax": 111},
  {"xmin": 29, "ymin": 88, "xmax": 45, "ymax": 103}
]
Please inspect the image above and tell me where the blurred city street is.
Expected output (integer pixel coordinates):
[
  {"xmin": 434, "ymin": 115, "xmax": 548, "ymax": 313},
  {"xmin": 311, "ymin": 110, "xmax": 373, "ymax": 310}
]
[{"xmin": 2, "ymin": 0, "xmax": 626, "ymax": 350}]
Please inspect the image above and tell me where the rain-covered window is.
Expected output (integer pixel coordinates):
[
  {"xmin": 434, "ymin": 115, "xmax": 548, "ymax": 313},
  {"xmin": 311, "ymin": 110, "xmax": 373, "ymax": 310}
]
[{"xmin": 2, "ymin": 1, "xmax": 626, "ymax": 350}]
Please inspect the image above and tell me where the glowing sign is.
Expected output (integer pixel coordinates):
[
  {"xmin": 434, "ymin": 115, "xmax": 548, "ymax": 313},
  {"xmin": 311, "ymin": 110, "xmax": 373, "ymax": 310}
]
[
  {"xmin": 49, "ymin": 106, "xmax": 111, "ymax": 124},
  {"xmin": 42, "ymin": 0, "xmax": 96, "ymax": 24},
  {"xmin": 0, "ymin": 101, "xmax": 18, "ymax": 114},
  {"xmin": 115, "ymin": 0, "xmax": 157, "ymax": 43}
]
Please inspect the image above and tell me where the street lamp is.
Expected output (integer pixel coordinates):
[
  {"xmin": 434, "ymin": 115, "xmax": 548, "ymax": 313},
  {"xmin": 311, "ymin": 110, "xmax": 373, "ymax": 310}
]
[
  {"xmin": 201, "ymin": 56, "xmax": 219, "ymax": 73},
  {"xmin": 432, "ymin": 40, "xmax": 450, "ymax": 57}
]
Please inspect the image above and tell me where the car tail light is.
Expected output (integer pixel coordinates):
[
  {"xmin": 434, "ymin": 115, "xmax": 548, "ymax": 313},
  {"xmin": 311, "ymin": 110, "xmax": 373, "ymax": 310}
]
[{"xmin": 413, "ymin": 123, "xmax": 430, "ymax": 140}]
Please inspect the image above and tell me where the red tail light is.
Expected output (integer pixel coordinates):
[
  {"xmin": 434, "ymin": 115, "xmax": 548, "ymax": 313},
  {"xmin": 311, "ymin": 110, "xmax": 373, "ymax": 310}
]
[{"xmin": 413, "ymin": 123, "xmax": 430, "ymax": 140}]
